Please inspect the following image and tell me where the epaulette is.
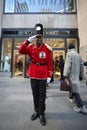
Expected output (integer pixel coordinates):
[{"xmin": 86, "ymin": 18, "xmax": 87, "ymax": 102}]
[{"xmin": 45, "ymin": 44, "xmax": 52, "ymax": 51}]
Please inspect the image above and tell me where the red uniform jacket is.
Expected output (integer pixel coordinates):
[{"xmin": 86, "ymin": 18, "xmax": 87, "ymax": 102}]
[{"xmin": 18, "ymin": 40, "xmax": 53, "ymax": 79}]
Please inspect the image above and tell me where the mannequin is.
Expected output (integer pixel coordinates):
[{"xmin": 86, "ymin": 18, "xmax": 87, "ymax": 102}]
[{"xmin": 4, "ymin": 55, "xmax": 10, "ymax": 71}]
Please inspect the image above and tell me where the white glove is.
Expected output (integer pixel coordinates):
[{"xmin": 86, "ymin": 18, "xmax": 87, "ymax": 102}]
[
  {"xmin": 27, "ymin": 35, "xmax": 36, "ymax": 42},
  {"xmin": 47, "ymin": 78, "xmax": 51, "ymax": 84}
]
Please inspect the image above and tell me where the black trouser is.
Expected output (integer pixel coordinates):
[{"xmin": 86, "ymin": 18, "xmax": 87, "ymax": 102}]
[
  {"xmin": 69, "ymin": 92, "xmax": 84, "ymax": 108},
  {"xmin": 69, "ymin": 90, "xmax": 73, "ymax": 99},
  {"xmin": 73, "ymin": 93, "xmax": 84, "ymax": 108},
  {"xmin": 60, "ymin": 68, "xmax": 64, "ymax": 80},
  {"xmin": 30, "ymin": 78, "xmax": 46, "ymax": 115},
  {"xmin": 50, "ymin": 73, "xmax": 54, "ymax": 82}
]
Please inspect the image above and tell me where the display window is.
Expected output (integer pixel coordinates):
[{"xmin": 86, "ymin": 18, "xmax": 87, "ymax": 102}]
[{"xmin": 0, "ymin": 38, "xmax": 12, "ymax": 72}]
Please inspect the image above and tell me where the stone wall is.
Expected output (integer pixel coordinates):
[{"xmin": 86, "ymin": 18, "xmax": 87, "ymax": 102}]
[
  {"xmin": 77, "ymin": 0, "xmax": 87, "ymax": 47},
  {"xmin": 80, "ymin": 45, "xmax": 87, "ymax": 80},
  {"xmin": 2, "ymin": 14, "xmax": 77, "ymax": 29},
  {"xmin": 0, "ymin": 0, "xmax": 4, "ymax": 38}
]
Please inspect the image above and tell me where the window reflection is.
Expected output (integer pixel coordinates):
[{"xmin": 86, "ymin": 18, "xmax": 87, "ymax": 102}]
[
  {"xmin": 5, "ymin": 0, "xmax": 14, "ymax": 13},
  {"xmin": 65, "ymin": 0, "xmax": 76, "ymax": 13},
  {"xmin": 4, "ymin": 0, "xmax": 76, "ymax": 13}
]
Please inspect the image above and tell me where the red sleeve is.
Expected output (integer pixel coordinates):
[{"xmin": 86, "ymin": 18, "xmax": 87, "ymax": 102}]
[{"xmin": 18, "ymin": 40, "xmax": 30, "ymax": 55}]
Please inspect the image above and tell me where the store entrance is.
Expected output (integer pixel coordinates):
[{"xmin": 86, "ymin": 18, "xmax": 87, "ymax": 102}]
[
  {"xmin": 53, "ymin": 50, "xmax": 65, "ymax": 80},
  {"xmin": 12, "ymin": 38, "xmax": 25, "ymax": 78},
  {"xmin": 13, "ymin": 50, "xmax": 25, "ymax": 77}
]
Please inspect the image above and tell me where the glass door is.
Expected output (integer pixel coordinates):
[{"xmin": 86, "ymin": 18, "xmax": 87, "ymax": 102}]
[
  {"xmin": 13, "ymin": 50, "xmax": 25, "ymax": 77},
  {"xmin": 53, "ymin": 50, "xmax": 65, "ymax": 80},
  {"xmin": 12, "ymin": 38, "xmax": 25, "ymax": 77}
]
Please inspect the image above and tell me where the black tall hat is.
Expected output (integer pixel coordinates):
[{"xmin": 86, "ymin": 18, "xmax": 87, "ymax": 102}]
[{"xmin": 35, "ymin": 23, "xmax": 43, "ymax": 36}]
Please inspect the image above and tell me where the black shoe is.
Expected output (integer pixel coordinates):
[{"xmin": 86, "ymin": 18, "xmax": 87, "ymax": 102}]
[
  {"xmin": 31, "ymin": 112, "xmax": 39, "ymax": 121},
  {"xmin": 39, "ymin": 115, "xmax": 46, "ymax": 126}
]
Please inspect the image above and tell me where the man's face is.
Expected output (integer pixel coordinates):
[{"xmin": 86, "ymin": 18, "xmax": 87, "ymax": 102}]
[{"xmin": 36, "ymin": 35, "xmax": 43, "ymax": 45}]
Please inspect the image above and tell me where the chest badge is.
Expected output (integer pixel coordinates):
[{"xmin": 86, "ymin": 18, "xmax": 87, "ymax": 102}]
[{"xmin": 39, "ymin": 52, "xmax": 46, "ymax": 58}]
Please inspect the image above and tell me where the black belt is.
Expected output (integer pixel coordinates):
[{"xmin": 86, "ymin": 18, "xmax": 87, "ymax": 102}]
[{"xmin": 31, "ymin": 61, "xmax": 47, "ymax": 66}]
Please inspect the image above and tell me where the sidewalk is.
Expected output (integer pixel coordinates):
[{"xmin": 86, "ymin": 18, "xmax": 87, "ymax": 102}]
[{"xmin": 0, "ymin": 78, "xmax": 87, "ymax": 130}]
